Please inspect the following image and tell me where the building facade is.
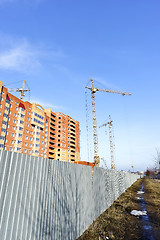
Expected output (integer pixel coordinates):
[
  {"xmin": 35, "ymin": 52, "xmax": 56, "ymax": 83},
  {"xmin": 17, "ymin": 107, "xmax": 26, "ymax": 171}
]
[{"xmin": 0, "ymin": 81, "xmax": 80, "ymax": 163}]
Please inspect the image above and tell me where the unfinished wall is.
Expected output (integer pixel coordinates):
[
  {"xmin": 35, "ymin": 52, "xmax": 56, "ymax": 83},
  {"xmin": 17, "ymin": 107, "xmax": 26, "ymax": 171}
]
[{"xmin": 0, "ymin": 150, "xmax": 139, "ymax": 240}]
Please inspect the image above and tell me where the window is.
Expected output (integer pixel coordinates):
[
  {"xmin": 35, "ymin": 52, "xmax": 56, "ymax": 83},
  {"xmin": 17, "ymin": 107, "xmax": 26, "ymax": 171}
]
[
  {"xmin": 30, "ymin": 137, "xmax": 32, "ymax": 141},
  {"xmin": 29, "ymin": 144, "xmax": 31, "ymax": 147},
  {"xmin": 24, "ymin": 149, "xmax": 27, "ymax": 153},
  {"xmin": 41, "ymin": 147, "xmax": 43, "ymax": 150},
  {"xmin": 13, "ymin": 126, "xmax": 15, "ymax": 130},
  {"xmin": 58, "ymin": 139, "xmax": 60, "ymax": 142},
  {"xmin": 30, "ymin": 131, "xmax": 33, "ymax": 134},
  {"xmin": 28, "ymin": 112, "xmax": 30, "ymax": 115},
  {"xmin": 26, "ymin": 130, "xmax": 29, "ymax": 133},
  {"xmin": 16, "ymin": 102, "xmax": 18, "ymax": 105},
  {"xmin": 27, "ymin": 123, "xmax": 29, "ymax": 127},
  {"xmin": 58, "ymin": 154, "xmax": 60, "ymax": 156},
  {"xmin": 25, "ymin": 136, "xmax": 28, "ymax": 140},
  {"xmin": 15, "ymin": 107, "xmax": 18, "ymax": 110},
  {"xmin": 27, "ymin": 117, "xmax": 30, "ymax": 121},
  {"xmin": 12, "ymin": 133, "xmax": 14, "ymax": 137},
  {"xmin": 58, "ymin": 149, "xmax": 60, "ymax": 152},
  {"xmin": 10, "ymin": 147, "xmax": 12, "ymax": 151},
  {"xmin": 17, "ymin": 127, "xmax": 23, "ymax": 131},
  {"xmin": 3, "ymin": 120, "xmax": 7, "ymax": 125},
  {"xmin": 25, "ymin": 142, "xmax": 27, "ymax": 146},
  {"xmin": 42, "ymin": 141, "xmax": 44, "ymax": 144},
  {"xmin": 14, "ymin": 113, "xmax": 17, "ymax": 117},
  {"xmin": 29, "ymin": 106, "xmax": 31, "ymax": 110},
  {"xmin": 29, "ymin": 150, "xmax": 31, "ymax": 154},
  {"xmin": 58, "ymin": 144, "xmax": 60, "ymax": 147},
  {"xmin": 32, "ymin": 112, "xmax": 44, "ymax": 120},
  {"xmin": 13, "ymin": 120, "xmax": 16, "ymax": 123}
]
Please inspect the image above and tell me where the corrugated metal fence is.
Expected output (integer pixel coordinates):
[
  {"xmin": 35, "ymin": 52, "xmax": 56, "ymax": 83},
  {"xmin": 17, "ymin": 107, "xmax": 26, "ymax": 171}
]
[{"xmin": 0, "ymin": 150, "xmax": 139, "ymax": 240}]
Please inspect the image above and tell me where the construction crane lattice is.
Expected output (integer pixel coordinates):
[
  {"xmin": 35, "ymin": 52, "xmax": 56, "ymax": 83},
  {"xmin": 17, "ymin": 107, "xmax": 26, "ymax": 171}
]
[
  {"xmin": 99, "ymin": 115, "xmax": 115, "ymax": 169},
  {"xmin": 8, "ymin": 80, "xmax": 30, "ymax": 100},
  {"xmin": 85, "ymin": 78, "xmax": 131, "ymax": 166}
]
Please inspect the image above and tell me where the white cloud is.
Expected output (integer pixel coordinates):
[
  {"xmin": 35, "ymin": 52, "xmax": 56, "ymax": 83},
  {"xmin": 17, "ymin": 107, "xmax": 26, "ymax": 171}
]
[
  {"xmin": 30, "ymin": 98, "xmax": 65, "ymax": 111},
  {"xmin": 0, "ymin": 41, "xmax": 41, "ymax": 73},
  {"xmin": 0, "ymin": 35, "xmax": 65, "ymax": 73}
]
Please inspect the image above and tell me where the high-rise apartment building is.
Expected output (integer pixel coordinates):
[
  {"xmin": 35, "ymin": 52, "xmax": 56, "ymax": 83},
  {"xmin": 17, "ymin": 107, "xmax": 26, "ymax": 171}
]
[{"xmin": 0, "ymin": 81, "xmax": 80, "ymax": 162}]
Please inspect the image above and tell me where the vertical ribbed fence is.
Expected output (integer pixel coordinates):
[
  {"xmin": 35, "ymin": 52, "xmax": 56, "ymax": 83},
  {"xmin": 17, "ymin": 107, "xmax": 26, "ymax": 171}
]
[{"xmin": 0, "ymin": 150, "xmax": 140, "ymax": 240}]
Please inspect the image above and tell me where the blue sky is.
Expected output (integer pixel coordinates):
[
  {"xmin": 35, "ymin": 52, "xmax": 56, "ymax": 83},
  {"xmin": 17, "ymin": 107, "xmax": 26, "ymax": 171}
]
[{"xmin": 0, "ymin": 0, "xmax": 160, "ymax": 171}]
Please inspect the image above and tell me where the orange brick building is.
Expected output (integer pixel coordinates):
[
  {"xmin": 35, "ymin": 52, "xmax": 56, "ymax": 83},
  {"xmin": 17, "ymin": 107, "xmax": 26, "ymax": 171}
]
[{"xmin": 0, "ymin": 81, "xmax": 80, "ymax": 162}]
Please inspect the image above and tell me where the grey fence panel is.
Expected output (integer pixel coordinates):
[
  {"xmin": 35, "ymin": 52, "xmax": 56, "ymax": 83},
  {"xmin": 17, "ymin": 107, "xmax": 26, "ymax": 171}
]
[{"xmin": 0, "ymin": 150, "xmax": 140, "ymax": 240}]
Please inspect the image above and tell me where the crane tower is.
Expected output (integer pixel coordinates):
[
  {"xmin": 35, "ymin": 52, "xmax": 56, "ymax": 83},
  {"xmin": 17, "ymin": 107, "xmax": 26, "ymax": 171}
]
[
  {"xmin": 85, "ymin": 78, "xmax": 131, "ymax": 166},
  {"xmin": 99, "ymin": 115, "xmax": 115, "ymax": 169}
]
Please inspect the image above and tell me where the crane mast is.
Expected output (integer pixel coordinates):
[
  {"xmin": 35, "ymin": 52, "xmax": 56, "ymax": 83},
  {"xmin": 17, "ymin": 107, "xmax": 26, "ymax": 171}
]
[
  {"xmin": 86, "ymin": 78, "xmax": 131, "ymax": 166},
  {"xmin": 99, "ymin": 115, "xmax": 115, "ymax": 169}
]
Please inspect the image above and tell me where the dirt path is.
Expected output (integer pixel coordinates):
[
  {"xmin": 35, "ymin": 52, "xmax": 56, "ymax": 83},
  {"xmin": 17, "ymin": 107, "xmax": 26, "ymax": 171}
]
[{"xmin": 77, "ymin": 178, "xmax": 160, "ymax": 240}]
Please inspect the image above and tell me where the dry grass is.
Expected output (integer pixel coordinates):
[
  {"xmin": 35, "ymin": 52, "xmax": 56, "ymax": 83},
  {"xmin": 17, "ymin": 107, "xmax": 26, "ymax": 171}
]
[
  {"xmin": 144, "ymin": 178, "xmax": 160, "ymax": 239},
  {"xmin": 77, "ymin": 179, "xmax": 143, "ymax": 240}
]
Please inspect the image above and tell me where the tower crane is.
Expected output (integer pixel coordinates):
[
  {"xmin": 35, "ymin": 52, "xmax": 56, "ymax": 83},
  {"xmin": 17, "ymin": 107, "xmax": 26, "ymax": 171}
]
[
  {"xmin": 85, "ymin": 78, "xmax": 131, "ymax": 166},
  {"xmin": 8, "ymin": 80, "xmax": 30, "ymax": 100},
  {"xmin": 99, "ymin": 115, "xmax": 115, "ymax": 169}
]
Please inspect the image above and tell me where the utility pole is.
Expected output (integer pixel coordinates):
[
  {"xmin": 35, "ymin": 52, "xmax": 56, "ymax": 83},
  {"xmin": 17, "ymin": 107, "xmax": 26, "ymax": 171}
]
[{"xmin": 86, "ymin": 78, "xmax": 131, "ymax": 166}]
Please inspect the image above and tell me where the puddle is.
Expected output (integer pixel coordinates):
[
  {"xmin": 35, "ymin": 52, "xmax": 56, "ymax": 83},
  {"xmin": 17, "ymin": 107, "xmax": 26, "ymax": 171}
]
[{"xmin": 139, "ymin": 182, "xmax": 155, "ymax": 240}]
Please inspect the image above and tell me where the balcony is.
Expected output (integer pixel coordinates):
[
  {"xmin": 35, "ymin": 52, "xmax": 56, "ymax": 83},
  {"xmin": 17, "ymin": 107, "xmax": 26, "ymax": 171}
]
[
  {"xmin": 70, "ymin": 141, "xmax": 75, "ymax": 146},
  {"xmin": 49, "ymin": 148, "xmax": 55, "ymax": 154},
  {"xmin": 70, "ymin": 124, "xmax": 75, "ymax": 129},
  {"xmin": 51, "ymin": 117, "xmax": 56, "ymax": 122},
  {"xmin": 70, "ymin": 120, "xmax": 75, "ymax": 124},
  {"xmin": 50, "ymin": 131, "xmax": 55, "ymax": 136},
  {"xmin": 50, "ymin": 136, "xmax": 55, "ymax": 141},
  {"xmin": 71, "ymin": 132, "xmax": 76, "ymax": 137},
  {"xmin": 70, "ymin": 145, "xmax": 75, "ymax": 149},
  {"xmin": 49, "ymin": 145, "xmax": 55, "ymax": 150},
  {"xmin": 70, "ymin": 128, "xmax": 75, "ymax": 133},
  {"xmin": 50, "ymin": 122, "xmax": 56, "ymax": 127}
]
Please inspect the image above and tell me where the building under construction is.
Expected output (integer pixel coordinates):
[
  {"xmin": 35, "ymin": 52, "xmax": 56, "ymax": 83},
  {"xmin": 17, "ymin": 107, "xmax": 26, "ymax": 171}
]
[{"xmin": 0, "ymin": 81, "xmax": 80, "ymax": 163}]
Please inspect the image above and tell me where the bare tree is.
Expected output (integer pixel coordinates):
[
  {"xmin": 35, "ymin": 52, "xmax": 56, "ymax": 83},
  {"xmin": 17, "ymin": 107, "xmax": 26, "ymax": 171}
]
[{"xmin": 154, "ymin": 148, "xmax": 160, "ymax": 173}]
